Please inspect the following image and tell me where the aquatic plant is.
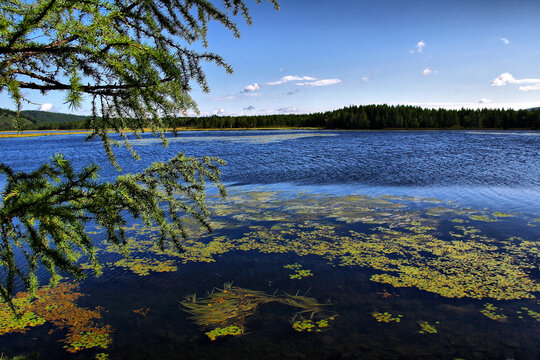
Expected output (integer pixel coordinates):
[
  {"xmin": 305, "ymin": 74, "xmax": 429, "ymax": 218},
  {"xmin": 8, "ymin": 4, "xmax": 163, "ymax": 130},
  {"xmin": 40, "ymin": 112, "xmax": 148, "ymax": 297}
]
[
  {"xmin": 492, "ymin": 212, "xmax": 514, "ymax": 218},
  {"xmin": 480, "ymin": 303, "xmax": 507, "ymax": 321},
  {"xmin": 372, "ymin": 312, "xmax": 403, "ymax": 323},
  {"xmin": 520, "ymin": 307, "xmax": 540, "ymax": 322},
  {"xmin": 110, "ymin": 258, "xmax": 177, "ymax": 276},
  {"xmin": 418, "ymin": 321, "xmax": 438, "ymax": 334},
  {"xmin": 181, "ymin": 284, "xmax": 334, "ymax": 336},
  {"xmin": 205, "ymin": 325, "xmax": 243, "ymax": 340},
  {"xmin": 0, "ymin": 283, "xmax": 112, "ymax": 353},
  {"xmin": 284, "ymin": 263, "xmax": 313, "ymax": 279},
  {"xmin": 92, "ymin": 190, "xmax": 540, "ymax": 301},
  {"xmin": 469, "ymin": 215, "xmax": 498, "ymax": 222}
]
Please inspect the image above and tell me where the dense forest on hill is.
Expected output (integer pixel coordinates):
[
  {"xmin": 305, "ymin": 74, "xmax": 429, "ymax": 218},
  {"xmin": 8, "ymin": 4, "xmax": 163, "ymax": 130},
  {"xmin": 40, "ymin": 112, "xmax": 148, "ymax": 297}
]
[
  {"xmin": 0, "ymin": 108, "xmax": 89, "ymax": 129},
  {"xmin": 1, "ymin": 105, "xmax": 539, "ymax": 131}
]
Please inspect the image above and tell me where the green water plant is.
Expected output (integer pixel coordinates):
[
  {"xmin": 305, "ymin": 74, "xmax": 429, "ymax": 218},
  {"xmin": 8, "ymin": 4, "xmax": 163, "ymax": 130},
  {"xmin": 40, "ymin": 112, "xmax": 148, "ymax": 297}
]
[
  {"xmin": 0, "ymin": 282, "xmax": 112, "ymax": 353},
  {"xmin": 205, "ymin": 325, "xmax": 243, "ymax": 340},
  {"xmin": 372, "ymin": 312, "xmax": 403, "ymax": 323},
  {"xmin": 181, "ymin": 283, "xmax": 334, "ymax": 337},
  {"xmin": 418, "ymin": 321, "xmax": 438, "ymax": 334},
  {"xmin": 480, "ymin": 303, "xmax": 507, "ymax": 321},
  {"xmin": 520, "ymin": 307, "xmax": 540, "ymax": 322},
  {"xmin": 284, "ymin": 263, "xmax": 313, "ymax": 280}
]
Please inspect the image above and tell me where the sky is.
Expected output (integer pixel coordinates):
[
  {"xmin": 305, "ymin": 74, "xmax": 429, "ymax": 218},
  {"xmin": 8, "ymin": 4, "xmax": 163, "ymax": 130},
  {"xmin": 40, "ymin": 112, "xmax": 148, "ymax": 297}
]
[{"xmin": 3, "ymin": 0, "xmax": 540, "ymax": 116}]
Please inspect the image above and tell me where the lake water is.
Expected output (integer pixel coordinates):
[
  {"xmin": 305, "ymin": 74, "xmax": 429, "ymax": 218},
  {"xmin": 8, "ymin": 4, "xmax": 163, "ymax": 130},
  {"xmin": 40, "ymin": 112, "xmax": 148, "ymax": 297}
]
[{"xmin": 0, "ymin": 130, "xmax": 539, "ymax": 359}]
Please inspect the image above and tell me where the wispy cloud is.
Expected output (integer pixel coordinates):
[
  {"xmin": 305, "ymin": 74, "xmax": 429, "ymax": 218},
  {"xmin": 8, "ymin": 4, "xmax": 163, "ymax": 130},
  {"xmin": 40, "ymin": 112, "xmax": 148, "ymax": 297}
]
[
  {"xmin": 243, "ymin": 83, "xmax": 261, "ymax": 92},
  {"xmin": 267, "ymin": 75, "xmax": 316, "ymax": 86},
  {"xmin": 499, "ymin": 37, "xmax": 510, "ymax": 45},
  {"xmin": 213, "ymin": 108, "xmax": 225, "ymax": 115},
  {"xmin": 296, "ymin": 79, "xmax": 342, "ymax": 87},
  {"xmin": 39, "ymin": 103, "xmax": 53, "ymax": 111},
  {"xmin": 362, "ymin": 76, "xmax": 369, "ymax": 82},
  {"xmin": 518, "ymin": 84, "xmax": 540, "ymax": 92},
  {"xmin": 490, "ymin": 73, "xmax": 540, "ymax": 87},
  {"xmin": 478, "ymin": 98, "xmax": 492, "ymax": 104}
]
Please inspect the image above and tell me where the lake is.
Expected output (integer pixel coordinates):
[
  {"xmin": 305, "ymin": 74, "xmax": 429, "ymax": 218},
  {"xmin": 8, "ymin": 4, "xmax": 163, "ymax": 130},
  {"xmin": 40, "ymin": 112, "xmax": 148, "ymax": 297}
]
[{"xmin": 0, "ymin": 130, "xmax": 539, "ymax": 359}]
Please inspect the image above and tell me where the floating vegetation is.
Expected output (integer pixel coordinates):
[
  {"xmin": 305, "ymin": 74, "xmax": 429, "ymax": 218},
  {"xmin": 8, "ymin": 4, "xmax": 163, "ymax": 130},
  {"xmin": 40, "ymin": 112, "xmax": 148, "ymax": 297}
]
[
  {"xmin": 480, "ymin": 303, "xmax": 507, "ymax": 321},
  {"xmin": 284, "ymin": 263, "xmax": 313, "ymax": 279},
  {"xmin": 469, "ymin": 214, "xmax": 498, "ymax": 222},
  {"xmin": 87, "ymin": 190, "xmax": 538, "ymax": 301},
  {"xmin": 0, "ymin": 295, "xmax": 45, "ymax": 335},
  {"xmin": 520, "ymin": 307, "xmax": 540, "ymax": 322},
  {"xmin": 205, "ymin": 325, "xmax": 243, "ymax": 340},
  {"xmin": 180, "ymin": 283, "xmax": 334, "ymax": 337},
  {"xmin": 372, "ymin": 312, "xmax": 403, "ymax": 323},
  {"xmin": 493, "ymin": 212, "xmax": 514, "ymax": 218},
  {"xmin": 110, "ymin": 258, "xmax": 177, "ymax": 276},
  {"xmin": 95, "ymin": 354, "xmax": 109, "ymax": 360},
  {"xmin": 0, "ymin": 283, "xmax": 112, "ymax": 353},
  {"xmin": 133, "ymin": 308, "xmax": 150, "ymax": 317},
  {"xmin": 291, "ymin": 316, "xmax": 336, "ymax": 332},
  {"xmin": 418, "ymin": 321, "xmax": 438, "ymax": 334}
]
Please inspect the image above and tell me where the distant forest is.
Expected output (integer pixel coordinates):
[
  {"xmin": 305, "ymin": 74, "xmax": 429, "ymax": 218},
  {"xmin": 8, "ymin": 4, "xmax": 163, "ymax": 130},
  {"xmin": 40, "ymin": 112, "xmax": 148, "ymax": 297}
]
[{"xmin": 1, "ymin": 105, "xmax": 539, "ymax": 131}]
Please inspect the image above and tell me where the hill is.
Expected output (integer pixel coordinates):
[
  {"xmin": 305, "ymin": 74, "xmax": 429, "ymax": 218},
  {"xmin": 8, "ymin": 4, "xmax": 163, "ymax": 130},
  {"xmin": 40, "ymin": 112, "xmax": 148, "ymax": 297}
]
[{"xmin": 0, "ymin": 108, "xmax": 88, "ymax": 130}]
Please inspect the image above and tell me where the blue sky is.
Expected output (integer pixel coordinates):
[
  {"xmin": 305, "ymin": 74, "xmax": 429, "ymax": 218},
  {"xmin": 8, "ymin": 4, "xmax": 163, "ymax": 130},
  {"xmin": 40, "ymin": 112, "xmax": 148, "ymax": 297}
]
[{"xmin": 4, "ymin": 0, "xmax": 540, "ymax": 115}]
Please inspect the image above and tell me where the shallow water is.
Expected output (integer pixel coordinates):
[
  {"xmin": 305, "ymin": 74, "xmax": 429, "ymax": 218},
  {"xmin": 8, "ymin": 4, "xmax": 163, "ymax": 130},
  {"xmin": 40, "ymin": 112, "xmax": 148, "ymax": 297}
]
[{"xmin": 0, "ymin": 130, "xmax": 538, "ymax": 359}]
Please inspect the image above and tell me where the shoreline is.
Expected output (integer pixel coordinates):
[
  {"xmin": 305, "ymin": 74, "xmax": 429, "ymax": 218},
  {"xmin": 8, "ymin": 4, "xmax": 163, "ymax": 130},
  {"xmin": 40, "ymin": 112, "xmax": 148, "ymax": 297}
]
[{"xmin": 0, "ymin": 127, "xmax": 537, "ymax": 138}]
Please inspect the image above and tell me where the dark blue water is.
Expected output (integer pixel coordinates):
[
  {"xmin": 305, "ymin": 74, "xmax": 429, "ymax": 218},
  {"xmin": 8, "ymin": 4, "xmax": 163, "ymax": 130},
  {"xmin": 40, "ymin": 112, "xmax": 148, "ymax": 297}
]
[
  {"xmin": 0, "ymin": 130, "xmax": 539, "ymax": 360},
  {"xmin": 2, "ymin": 130, "xmax": 539, "ymax": 214}
]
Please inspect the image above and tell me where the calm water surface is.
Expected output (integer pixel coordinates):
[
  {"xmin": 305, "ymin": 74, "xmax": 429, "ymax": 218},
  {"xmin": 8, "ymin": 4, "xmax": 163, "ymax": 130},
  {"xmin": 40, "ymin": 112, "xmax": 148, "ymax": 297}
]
[{"xmin": 0, "ymin": 130, "xmax": 538, "ymax": 359}]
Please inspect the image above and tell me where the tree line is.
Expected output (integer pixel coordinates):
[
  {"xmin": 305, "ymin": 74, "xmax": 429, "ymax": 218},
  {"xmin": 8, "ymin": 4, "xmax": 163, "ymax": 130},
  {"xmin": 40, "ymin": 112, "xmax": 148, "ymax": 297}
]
[{"xmin": 13, "ymin": 104, "xmax": 538, "ymax": 131}]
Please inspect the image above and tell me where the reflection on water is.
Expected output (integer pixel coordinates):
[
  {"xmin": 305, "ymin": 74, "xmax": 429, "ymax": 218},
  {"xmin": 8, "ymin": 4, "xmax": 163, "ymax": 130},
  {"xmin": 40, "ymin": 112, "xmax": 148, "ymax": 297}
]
[{"xmin": 0, "ymin": 130, "xmax": 538, "ymax": 359}]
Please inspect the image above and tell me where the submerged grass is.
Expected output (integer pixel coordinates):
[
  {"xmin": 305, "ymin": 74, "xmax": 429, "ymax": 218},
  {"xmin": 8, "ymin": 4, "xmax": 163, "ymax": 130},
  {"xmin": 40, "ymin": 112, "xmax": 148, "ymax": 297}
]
[{"xmin": 180, "ymin": 283, "xmax": 334, "ymax": 339}]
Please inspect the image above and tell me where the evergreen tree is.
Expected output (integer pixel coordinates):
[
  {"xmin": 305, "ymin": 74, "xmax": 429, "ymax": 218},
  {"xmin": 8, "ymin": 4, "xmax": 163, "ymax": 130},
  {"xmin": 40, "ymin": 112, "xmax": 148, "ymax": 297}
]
[{"xmin": 0, "ymin": 0, "xmax": 278, "ymax": 306}]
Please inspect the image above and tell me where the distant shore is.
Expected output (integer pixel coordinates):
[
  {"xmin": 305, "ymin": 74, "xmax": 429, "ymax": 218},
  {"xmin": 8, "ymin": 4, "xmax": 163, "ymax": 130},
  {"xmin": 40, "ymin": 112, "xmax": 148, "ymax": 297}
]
[{"xmin": 1, "ymin": 127, "xmax": 539, "ymax": 138}]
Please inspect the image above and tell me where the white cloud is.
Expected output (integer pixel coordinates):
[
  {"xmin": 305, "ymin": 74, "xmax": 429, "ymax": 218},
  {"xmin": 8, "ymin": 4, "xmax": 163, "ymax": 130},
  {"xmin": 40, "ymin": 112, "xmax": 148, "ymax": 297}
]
[
  {"xmin": 296, "ymin": 79, "xmax": 342, "ymax": 87},
  {"xmin": 417, "ymin": 40, "xmax": 426, "ymax": 53},
  {"xmin": 519, "ymin": 84, "xmax": 540, "ymax": 92},
  {"xmin": 490, "ymin": 73, "xmax": 540, "ymax": 86},
  {"xmin": 478, "ymin": 98, "xmax": 492, "ymax": 104},
  {"xmin": 40, "ymin": 103, "xmax": 53, "ymax": 111},
  {"xmin": 213, "ymin": 108, "xmax": 225, "ymax": 115},
  {"xmin": 243, "ymin": 83, "xmax": 260, "ymax": 92},
  {"xmin": 266, "ymin": 75, "xmax": 316, "ymax": 85},
  {"xmin": 500, "ymin": 37, "xmax": 510, "ymax": 45},
  {"xmin": 362, "ymin": 76, "xmax": 369, "ymax": 82},
  {"xmin": 422, "ymin": 68, "xmax": 433, "ymax": 75}
]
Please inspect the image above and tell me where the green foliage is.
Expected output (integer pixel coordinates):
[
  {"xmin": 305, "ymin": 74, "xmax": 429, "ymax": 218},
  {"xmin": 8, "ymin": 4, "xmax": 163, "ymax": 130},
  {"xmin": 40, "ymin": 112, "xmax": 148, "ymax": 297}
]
[
  {"xmin": 0, "ymin": 151, "xmax": 225, "ymax": 305},
  {"xmin": 0, "ymin": 0, "xmax": 278, "ymax": 304}
]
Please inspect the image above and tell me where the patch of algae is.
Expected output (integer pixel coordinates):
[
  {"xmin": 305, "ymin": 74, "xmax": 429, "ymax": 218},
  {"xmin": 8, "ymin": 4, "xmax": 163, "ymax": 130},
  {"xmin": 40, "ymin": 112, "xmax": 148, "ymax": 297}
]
[
  {"xmin": 89, "ymin": 190, "xmax": 538, "ymax": 301},
  {"xmin": 110, "ymin": 258, "xmax": 177, "ymax": 276},
  {"xmin": 181, "ymin": 283, "xmax": 335, "ymax": 338},
  {"xmin": 205, "ymin": 325, "xmax": 243, "ymax": 340},
  {"xmin": 0, "ymin": 283, "xmax": 112, "ymax": 353},
  {"xmin": 480, "ymin": 303, "xmax": 507, "ymax": 321},
  {"xmin": 418, "ymin": 320, "xmax": 438, "ymax": 334},
  {"xmin": 372, "ymin": 312, "xmax": 403, "ymax": 323},
  {"xmin": 284, "ymin": 263, "xmax": 313, "ymax": 279},
  {"xmin": 519, "ymin": 307, "xmax": 540, "ymax": 321}
]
